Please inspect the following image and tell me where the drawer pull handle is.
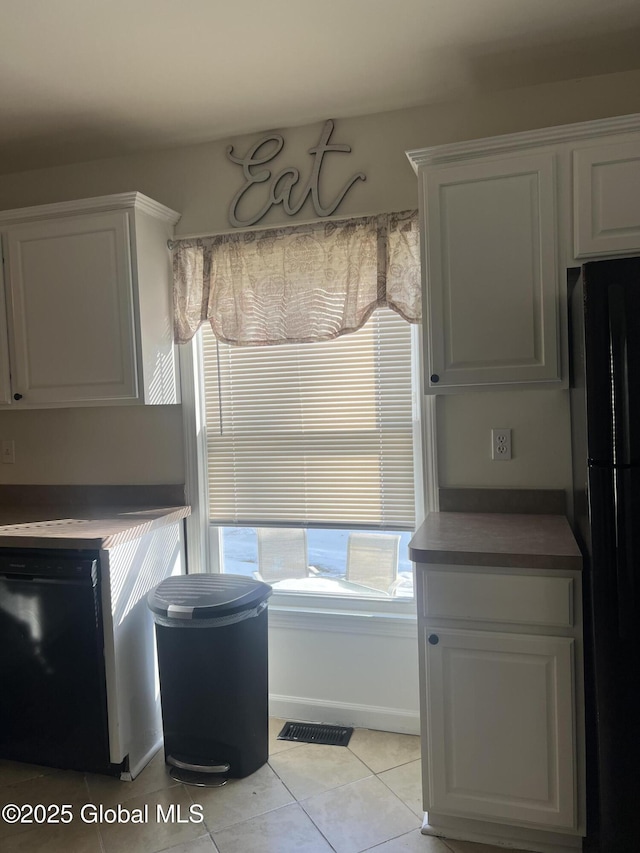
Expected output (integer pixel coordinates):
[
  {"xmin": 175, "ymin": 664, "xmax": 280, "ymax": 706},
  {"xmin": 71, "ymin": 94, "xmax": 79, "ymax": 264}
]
[
  {"xmin": 13, "ymin": 393, "xmax": 22, "ymax": 401},
  {"xmin": 430, "ymin": 374, "xmax": 439, "ymax": 383},
  {"xmin": 428, "ymin": 633, "xmax": 439, "ymax": 645}
]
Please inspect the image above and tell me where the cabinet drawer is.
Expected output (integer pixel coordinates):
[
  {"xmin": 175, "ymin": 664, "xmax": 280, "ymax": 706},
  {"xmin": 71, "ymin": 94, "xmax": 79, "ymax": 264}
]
[{"xmin": 423, "ymin": 570, "xmax": 574, "ymax": 627}]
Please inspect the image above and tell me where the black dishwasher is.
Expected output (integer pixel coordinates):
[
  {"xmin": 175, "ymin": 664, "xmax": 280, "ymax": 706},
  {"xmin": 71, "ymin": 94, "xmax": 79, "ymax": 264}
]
[{"xmin": 0, "ymin": 550, "xmax": 113, "ymax": 773}]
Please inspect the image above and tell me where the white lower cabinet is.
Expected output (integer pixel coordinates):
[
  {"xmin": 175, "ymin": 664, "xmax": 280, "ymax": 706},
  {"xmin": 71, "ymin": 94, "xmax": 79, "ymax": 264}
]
[
  {"xmin": 423, "ymin": 628, "xmax": 575, "ymax": 829},
  {"xmin": 416, "ymin": 565, "xmax": 585, "ymax": 852}
]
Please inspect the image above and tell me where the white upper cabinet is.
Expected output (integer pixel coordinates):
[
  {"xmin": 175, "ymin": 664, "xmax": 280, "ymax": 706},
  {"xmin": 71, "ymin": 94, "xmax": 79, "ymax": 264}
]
[
  {"xmin": 0, "ymin": 193, "xmax": 180, "ymax": 407},
  {"xmin": 408, "ymin": 112, "xmax": 640, "ymax": 394},
  {"xmin": 573, "ymin": 138, "xmax": 640, "ymax": 258},
  {"xmin": 0, "ymin": 260, "xmax": 12, "ymax": 405},
  {"xmin": 5, "ymin": 211, "xmax": 137, "ymax": 405},
  {"xmin": 419, "ymin": 152, "xmax": 560, "ymax": 391}
]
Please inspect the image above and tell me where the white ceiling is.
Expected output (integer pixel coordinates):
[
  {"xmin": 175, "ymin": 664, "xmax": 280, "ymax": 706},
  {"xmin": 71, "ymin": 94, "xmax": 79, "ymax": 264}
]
[{"xmin": 2, "ymin": 0, "xmax": 640, "ymax": 174}]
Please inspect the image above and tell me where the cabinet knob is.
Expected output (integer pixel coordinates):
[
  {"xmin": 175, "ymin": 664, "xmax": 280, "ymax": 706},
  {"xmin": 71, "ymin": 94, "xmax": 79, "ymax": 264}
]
[
  {"xmin": 13, "ymin": 393, "xmax": 22, "ymax": 401},
  {"xmin": 428, "ymin": 634, "xmax": 439, "ymax": 645},
  {"xmin": 430, "ymin": 374, "xmax": 439, "ymax": 383}
]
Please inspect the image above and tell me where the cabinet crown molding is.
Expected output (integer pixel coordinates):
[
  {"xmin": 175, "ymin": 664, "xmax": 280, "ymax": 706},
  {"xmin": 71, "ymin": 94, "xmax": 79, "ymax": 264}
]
[
  {"xmin": 0, "ymin": 191, "xmax": 181, "ymax": 226},
  {"xmin": 406, "ymin": 111, "xmax": 640, "ymax": 170}
]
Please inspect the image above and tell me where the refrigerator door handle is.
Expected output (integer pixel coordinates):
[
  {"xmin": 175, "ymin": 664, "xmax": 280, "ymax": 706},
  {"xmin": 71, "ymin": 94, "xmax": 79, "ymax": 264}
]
[
  {"xmin": 608, "ymin": 284, "xmax": 632, "ymax": 466},
  {"xmin": 608, "ymin": 285, "xmax": 636, "ymax": 639},
  {"xmin": 613, "ymin": 468, "xmax": 636, "ymax": 640}
]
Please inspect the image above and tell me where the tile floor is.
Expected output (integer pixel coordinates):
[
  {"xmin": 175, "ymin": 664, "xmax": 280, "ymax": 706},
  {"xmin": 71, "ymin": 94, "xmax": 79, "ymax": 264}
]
[{"xmin": 0, "ymin": 720, "xmax": 529, "ymax": 853}]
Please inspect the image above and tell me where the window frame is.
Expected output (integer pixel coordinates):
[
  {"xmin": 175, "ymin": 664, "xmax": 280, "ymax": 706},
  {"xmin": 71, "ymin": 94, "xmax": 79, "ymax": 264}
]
[{"xmin": 179, "ymin": 319, "xmax": 438, "ymax": 620}]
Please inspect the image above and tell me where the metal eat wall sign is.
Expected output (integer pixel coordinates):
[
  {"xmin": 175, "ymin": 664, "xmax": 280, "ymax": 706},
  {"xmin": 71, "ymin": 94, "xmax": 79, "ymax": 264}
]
[{"xmin": 226, "ymin": 119, "xmax": 366, "ymax": 227}]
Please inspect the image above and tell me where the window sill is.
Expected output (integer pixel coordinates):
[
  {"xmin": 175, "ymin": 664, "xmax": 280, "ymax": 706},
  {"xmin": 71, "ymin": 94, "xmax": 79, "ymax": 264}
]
[{"xmin": 268, "ymin": 592, "xmax": 417, "ymax": 637}]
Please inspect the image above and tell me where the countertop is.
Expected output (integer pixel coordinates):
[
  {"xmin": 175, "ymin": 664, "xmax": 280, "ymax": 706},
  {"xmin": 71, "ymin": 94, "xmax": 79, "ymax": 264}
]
[
  {"xmin": 0, "ymin": 504, "xmax": 190, "ymax": 550},
  {"xmin": 409, "ymin": 512, "xmax": 582, "ymax": 570}
]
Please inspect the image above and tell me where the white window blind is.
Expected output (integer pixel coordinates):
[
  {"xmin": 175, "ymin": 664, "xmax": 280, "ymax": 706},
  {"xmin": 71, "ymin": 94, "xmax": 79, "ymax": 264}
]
[{"xmin": 202, "ymin": 308, "xmax": 415, "ymax": 529}]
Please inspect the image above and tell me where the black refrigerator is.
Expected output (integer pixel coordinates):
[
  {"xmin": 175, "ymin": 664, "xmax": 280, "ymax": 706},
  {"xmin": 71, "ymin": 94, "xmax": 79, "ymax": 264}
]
[{"xmin": 570, "ymin": 256, "xmax": 640, "ymax": 852}]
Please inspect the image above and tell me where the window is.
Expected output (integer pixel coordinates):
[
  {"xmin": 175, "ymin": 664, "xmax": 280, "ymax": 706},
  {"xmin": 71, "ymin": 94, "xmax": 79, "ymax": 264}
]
[{"xmin": 198, "ymin": 307, "xmax": 422, "ymax": 600}]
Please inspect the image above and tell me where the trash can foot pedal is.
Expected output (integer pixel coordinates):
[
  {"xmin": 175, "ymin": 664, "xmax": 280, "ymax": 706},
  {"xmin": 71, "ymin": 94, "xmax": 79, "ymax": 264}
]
[
  {"xmin": 169, "ymin": 766, "xmax": 228, "ymax": 787},
  {"xmin": 167, "ymin": 756, "xmax": 230, "ymax": 787}
]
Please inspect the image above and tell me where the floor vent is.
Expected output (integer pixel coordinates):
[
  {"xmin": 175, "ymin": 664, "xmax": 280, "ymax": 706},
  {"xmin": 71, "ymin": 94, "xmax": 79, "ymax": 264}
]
[{"xmin": 277, "ymin": 721, "xmax": 353, "ymax": 746}]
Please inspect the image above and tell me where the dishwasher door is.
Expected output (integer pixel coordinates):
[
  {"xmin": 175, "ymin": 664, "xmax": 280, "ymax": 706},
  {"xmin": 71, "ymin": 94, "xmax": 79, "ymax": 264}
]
[{"xmin": 0, "ymin": 552, "xmax": 113, "ymax": 773}]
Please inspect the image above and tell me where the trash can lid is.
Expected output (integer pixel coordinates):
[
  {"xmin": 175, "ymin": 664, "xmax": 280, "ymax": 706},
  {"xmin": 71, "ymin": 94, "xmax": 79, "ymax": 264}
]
[{"xmin": 147, "ymin": 573, "xmax": 272, "ymax": 620}]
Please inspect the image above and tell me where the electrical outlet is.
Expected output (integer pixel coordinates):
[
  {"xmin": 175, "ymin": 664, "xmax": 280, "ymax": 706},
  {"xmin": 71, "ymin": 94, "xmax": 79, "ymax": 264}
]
[
  {"xmin": 491, "ymin": 428, "xmax": 511, "ymax": 461},
  {"xmin": 1, "ymin": 440, "xmax": 14, "ymax": 464}
]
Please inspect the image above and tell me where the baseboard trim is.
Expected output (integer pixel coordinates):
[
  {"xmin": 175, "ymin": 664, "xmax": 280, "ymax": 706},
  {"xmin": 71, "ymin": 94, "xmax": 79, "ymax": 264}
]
[{"xmin": 269, "ymin": 693, "xmax": 420, "ymax": 735}]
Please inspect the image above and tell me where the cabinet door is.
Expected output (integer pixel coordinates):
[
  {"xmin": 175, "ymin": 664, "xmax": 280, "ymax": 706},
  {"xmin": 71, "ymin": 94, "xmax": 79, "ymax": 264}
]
[
  {"xmin": 574, "ymin": 140, "xmax": 640, "ymax": 258},
  {"xmin": 422, "ymin": 628, "xmax": 576, "ymax": 831},
  {"xmin": 421, "ymin": 153, "xmax": 560, "ymax": 390},
  {"xmin": 0, "ymin": 256, "xmax": 13, "ymax": 404},
  {"xmin": 4, "ymin": 211, "xmax": 138, "ymax": 404}
]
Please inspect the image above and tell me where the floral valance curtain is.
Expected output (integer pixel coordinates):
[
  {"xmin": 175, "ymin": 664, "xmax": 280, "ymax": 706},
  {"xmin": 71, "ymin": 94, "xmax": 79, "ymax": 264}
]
[{"xmin": 171, "ymin": 209, "xmax": 421, "ymax": 346}]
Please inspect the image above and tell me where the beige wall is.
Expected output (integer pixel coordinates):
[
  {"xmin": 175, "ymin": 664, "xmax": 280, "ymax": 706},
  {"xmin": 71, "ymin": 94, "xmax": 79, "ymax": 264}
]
[
  {"xmin": 0, "ymin": 69, "xmax": 639, "ymax": 487},
  {"xmin": 0, "ymin": 406, "xmax": 184, "ymax": 485},
  {"xmin": 435, "ymin": 391, "xmax": 571, "ymax": 489}
]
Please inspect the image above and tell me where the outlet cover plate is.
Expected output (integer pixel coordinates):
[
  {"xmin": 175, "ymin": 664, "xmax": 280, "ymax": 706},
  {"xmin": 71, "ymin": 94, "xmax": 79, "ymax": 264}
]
[{"xmin": 491, "ymin": 428, "xmax": 512, "ymax": 461}]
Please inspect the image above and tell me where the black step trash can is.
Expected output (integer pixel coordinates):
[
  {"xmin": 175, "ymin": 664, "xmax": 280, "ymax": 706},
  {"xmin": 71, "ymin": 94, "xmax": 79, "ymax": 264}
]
[{"xmin": 147, "ymin": 574, "xmax": 272, "ymax": 784}]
